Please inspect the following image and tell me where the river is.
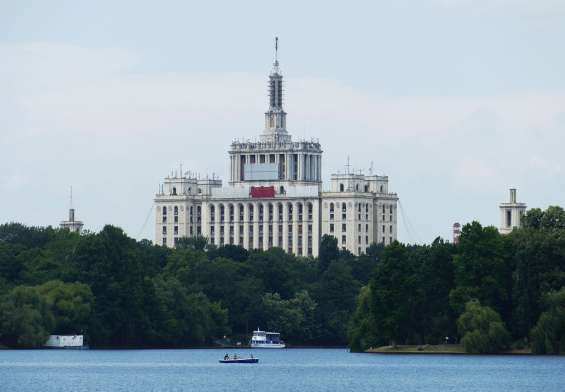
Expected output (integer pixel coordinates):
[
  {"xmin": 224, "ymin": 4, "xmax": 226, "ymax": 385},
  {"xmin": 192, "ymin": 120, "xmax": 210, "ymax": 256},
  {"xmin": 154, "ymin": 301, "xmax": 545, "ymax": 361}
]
[{"xmin": 1, "ymin": 348, "xmax": 564, "ymax": 391}]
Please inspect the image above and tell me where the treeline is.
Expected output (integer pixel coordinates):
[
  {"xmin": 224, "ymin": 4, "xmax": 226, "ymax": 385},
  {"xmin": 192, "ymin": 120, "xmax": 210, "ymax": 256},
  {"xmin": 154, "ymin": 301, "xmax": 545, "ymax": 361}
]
[
  {"xmin": 0, "ymin": 224, "xmax": 374, "ymax": 348},
  {"xmin": 349, "ymin": 206, "xmax": 565, "ymax": 354},
  {"xmin": 2, "ymin": 206, "xmax": 564, "ymax": 353}
]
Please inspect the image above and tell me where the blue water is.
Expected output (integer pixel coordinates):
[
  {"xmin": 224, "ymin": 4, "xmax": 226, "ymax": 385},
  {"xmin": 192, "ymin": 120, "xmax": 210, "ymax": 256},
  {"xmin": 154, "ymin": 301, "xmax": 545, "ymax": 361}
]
[{"xmin": 0, "ymin": 348, "xmax": 564, "ymax": 392}]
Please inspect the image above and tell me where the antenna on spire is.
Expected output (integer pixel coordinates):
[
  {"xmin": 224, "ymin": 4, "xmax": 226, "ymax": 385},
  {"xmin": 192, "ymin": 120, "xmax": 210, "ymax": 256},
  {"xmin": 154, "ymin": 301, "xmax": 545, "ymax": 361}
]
[
  {"xmin": 345, "ymin": 156, "xmax": 351, "ymax": 175},
  {"xmin": 275, "ymin": 36, "xmax": 279, "ymax": 64},
  {"xmin": 70, "ymin": 186, "xmax": 73, "ymax": 209}
]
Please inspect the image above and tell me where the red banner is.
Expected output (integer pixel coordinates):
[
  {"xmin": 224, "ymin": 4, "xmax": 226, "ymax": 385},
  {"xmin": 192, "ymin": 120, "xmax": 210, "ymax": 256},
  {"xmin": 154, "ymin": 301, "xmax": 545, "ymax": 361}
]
[{"xmin": 250, "ymin": 186, "xmax": 275, "ymax": 198}]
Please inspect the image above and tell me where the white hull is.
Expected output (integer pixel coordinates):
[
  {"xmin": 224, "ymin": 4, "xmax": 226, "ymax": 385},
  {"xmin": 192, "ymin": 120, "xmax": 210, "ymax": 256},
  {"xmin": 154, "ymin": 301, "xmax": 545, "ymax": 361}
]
[{"xmin": 250, "ymin": 343, "xmax": 286, "ymax": 349}]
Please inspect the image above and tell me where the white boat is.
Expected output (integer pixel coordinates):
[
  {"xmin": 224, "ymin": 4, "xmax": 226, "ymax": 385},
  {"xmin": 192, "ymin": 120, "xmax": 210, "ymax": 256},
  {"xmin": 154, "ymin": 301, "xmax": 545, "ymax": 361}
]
[
  {"xmin": 44, "ymin": 335, "xmax": 85, "ymax": 349},
  {"xmin": 250, "ymin": 329, "xmax": 286, "ymax": 348}
]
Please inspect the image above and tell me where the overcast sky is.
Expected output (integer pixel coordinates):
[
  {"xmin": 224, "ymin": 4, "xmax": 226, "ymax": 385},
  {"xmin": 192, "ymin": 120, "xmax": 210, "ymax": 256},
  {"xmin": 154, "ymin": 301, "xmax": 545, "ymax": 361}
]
[{"xmin": 1, "ymin": 0, "xmax": 564, "ymax": 243}]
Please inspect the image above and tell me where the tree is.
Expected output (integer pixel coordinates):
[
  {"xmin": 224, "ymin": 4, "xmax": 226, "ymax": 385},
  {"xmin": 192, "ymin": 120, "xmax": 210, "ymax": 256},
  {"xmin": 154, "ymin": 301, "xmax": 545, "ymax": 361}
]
[
  {"xmin": 369, "ymin": 242, "xmax": 419, "ymax": 345},
  {"xmin": 314, "ymin": 260, "xmax": 360, "ymax": 344},
  {"xmin": 531, "ymin": 288, "xmax": 565, "ymax": 354},
  {"xmin": 37, "ymin": 280, "xmax": 94, "ymax": 335},
  {"xmin": 319, "ymin": 235, "xmax": 339, "ymax": 272},
  {"xmin": 0, "ymin": 286, "xmax": 54, "ymax": 347},
  {"xmin": 449, "ymin": 222, "xmax": 511, "ymax": 321},
  {"xmin": 348, "ymin": 285, "xmax": 378, "ymax": 352},
  {"xmin": 457, "ymin": 300, "xmax": 510, "ymax": 354}
]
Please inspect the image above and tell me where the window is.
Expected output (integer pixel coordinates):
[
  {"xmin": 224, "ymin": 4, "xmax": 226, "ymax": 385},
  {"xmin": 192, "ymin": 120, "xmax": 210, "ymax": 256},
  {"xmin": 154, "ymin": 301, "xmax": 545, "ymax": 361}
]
[
  {"xmin": 340, "ymin": 183, "xmax": 344, "ymax": 192},
  {"xmin": 329, "ymin": 203, "xmax": 334, "ymax": 220},
  {"xmin": 162, "ymin": 206, "xmax": 167, "ymax": 215},
  {"xmin": 172, "ymin": 187, "xmax": 177, "ymax": 195},
  {"xmin": 162, "ymin": 238, "xmax": 166, "ymax": 246},
  {"xmin": 358, "ymin": 224, "xmax": 361, "ymax": 231},
  {"xmin": 506, "ymin": 210, "xmax": 511, "ymax": 227},
  {"xmin": 390, "ymin": 225, "xmax": 393, "ymax": 233},
  {"xmin": 364, "ymin": 185, "xmax": 369, "ymax": 192},
  {"xmin": 342, "ymin": 223, "xmax": 346, "ymax": 232},
  {"xmin": 162, "ymin": 226, "xmax": 167, "ymax": 235},
  {"xmin": 382, "ymin": 225, "xmax": 385, "ymax": 233},
  {"xmin": 330, "ymin": 223, "xmax": 334, "ymax": 233},
  {"xmin": 380, "ymin": 185, "xmax": 383, "ymax": 192},
  {"xmin": 366, "ymin": 224, "xmax": 369, "ymax": 232},
  {"xmin": 174, "ymin": 226, "xmax": 178, "ymax": 235},
  {"xmin": 355, "ymin": 184, "xmax": 359, "ymax": 191},
  {"xmin": 366, "ymin": 236, "xmax": 369, "ymax": 244},
  {"xmin": 174, "ymin": 206, "xmax": 178, "ymax": 216},
  {"xmin": 342, "ymin": 235, "xmax": 346, "ymax": 244}
]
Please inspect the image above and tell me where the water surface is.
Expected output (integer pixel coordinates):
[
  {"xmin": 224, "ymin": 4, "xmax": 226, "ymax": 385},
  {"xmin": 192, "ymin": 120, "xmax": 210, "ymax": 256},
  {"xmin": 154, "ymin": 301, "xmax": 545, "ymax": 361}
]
[{"xmin": 0, "ymin": 348, "xmax": 563, "ymax": 392}]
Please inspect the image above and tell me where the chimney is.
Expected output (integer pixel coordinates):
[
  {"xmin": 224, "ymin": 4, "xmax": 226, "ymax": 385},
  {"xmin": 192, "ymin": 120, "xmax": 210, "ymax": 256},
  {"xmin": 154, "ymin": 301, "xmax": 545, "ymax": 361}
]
[{"xmin": 510, "ymin": 188, "xmax": 517, "ymax": 203}]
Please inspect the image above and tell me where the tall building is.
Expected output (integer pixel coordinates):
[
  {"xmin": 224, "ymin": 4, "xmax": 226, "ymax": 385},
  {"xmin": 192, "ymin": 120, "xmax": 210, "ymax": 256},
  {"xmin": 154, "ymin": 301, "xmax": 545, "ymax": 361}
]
[
  {"xmin": 499, "ymin": 188, "xmax": 526, "ymax": 235},
  {"xmin": 154, "ymin": 40, "xmax": 398, "ymax": 256}
]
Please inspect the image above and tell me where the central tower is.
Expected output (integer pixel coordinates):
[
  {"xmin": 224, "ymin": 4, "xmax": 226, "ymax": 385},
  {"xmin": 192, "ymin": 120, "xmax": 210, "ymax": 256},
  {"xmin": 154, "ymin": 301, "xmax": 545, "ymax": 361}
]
[
  {"xmin": 262, "ymin": 37, "xmax": 291, "ymax": 144},
  {"xmin": 228, "ymin": 37, "xmax": 323, "ymax": 186}
]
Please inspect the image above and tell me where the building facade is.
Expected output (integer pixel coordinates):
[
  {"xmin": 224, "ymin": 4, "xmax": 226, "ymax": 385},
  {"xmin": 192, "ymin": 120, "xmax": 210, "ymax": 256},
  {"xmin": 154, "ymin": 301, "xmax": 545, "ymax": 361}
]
[{"xmin": 154, "ymin": 45, "xmax": 398, "ymax": 256}]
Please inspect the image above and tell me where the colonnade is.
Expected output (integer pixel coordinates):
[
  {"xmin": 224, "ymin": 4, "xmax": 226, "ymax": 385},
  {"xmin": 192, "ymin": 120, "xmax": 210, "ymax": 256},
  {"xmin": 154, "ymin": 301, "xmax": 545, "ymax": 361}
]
[
  {"xmin": 202, "ymin": 199, "xmax": 320, "ymax": 257},
  {"xmin": 229, "ymin": 152, "xmax": 322, "ymax": 183}
]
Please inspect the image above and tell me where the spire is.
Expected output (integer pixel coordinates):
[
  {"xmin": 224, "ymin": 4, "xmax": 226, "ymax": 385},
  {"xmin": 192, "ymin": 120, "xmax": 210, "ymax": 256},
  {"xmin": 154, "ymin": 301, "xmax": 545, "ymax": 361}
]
[
  {"xmin": 261, "ymin": 37, "xmax": 290, "ymax": 143},
  {"xmin": 273, "ymin": 36, "xmax": 279, "ymax": 70}
]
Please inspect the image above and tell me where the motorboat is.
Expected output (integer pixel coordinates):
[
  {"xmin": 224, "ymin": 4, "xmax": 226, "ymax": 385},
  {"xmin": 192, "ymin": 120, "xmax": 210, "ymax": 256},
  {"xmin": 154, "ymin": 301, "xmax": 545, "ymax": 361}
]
[
  {"xmin": 250, "ymin": 329, "xmax": 286, "ymax": 348},
  {"xmin": 219, "ymin": 354, "xmax": 259, "ymax": 364}
]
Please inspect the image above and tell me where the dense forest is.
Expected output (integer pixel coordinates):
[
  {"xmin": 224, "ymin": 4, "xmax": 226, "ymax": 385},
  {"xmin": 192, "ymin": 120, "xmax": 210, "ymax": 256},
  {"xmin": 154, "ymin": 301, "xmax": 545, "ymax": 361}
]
[
  {"xmin": 349, "ymin": 206, "xmax": 565, "ymax": 354},
  {"xmin": 0, "ymin": 223, "xmax": 369, "ymax": 348},
  {"xmin": 1, "ymin": 206, "xmax": 564, "ymax": 353}
]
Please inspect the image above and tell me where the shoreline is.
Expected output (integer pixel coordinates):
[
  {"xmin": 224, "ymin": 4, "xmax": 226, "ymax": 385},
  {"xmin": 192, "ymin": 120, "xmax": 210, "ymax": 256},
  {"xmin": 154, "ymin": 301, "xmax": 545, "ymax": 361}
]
[{"xmin": 366, "ymin": 344, "xmax": 532, "ymax": 355}]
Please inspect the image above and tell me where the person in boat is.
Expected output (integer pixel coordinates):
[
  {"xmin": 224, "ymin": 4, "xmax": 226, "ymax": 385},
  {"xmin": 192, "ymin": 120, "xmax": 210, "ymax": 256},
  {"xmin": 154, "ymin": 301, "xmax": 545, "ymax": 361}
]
[
  {"xmin": 224, "ymin": 354, "xmax": 229, "ymax": 361},
  {"xmin": 233, "ymin": 354, "xmax": 238, "ymax": 360}
]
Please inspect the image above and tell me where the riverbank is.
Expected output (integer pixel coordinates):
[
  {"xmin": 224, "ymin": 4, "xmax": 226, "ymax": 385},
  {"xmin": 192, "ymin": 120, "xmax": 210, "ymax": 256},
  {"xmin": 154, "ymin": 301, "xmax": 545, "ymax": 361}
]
[{"xmin": 366, "ymin": 344, "xmax": 532, "ymax": 355}]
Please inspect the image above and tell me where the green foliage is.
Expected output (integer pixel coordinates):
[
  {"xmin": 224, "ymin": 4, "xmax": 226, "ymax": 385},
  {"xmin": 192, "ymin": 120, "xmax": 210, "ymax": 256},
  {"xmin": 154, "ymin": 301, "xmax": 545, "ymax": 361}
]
[
  {"xmin": 37, "ymin": 280, "xmax": 93, "ymax": 335},
  {"xmin": 457, "ymin": 300, "xmax": 510, "ymax": 354},
  {"xmin": 531, "ymin": 288, "xmax": 565, "ymax": 354},
  {"xmin": 523, "ymin": 206, "xmax": 565, "ymax": 230},
  {"xmin": 259, "ymin": 291, "xmax": 317, "ymax": 343},
  {"xmin": 348, "ymin": 286, "xmax": 378, "ymax": 352},
  {"xmin": 450, "ymin": 222, "xmax": 511, "ymax": 319},
  {"xmin": 319, "ymin": 235, "xmax": 339, "ymax": 272},
  {"xmin": 0, "ymin": 286, "xmax": 54, "ymax": 347}
]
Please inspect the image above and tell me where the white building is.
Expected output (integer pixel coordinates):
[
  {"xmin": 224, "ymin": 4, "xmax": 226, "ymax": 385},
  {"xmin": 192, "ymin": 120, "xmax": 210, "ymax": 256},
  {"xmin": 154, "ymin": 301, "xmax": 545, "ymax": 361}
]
[
  {"xmin": 154, "ymin": 41, "xmax": 398, "ymax": 256},
  {"xmin": 499, "ymin": 188, "xmax": 526, "ymax": 235}
]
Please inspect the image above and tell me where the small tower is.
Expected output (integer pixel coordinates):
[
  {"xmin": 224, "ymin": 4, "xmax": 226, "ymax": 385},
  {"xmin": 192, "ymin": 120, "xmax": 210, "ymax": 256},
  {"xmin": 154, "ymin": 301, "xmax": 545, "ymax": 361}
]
[
  {"xmin": 499, "ymin": 188, "xmax": 526, "ymax": 235},
  {"xmin": 60, "ymin": 187, "xmax": 84, "ymax": 233},
  {"xmin": 452, "ymin": 222, "xmax": 461, "ymax": 244}
]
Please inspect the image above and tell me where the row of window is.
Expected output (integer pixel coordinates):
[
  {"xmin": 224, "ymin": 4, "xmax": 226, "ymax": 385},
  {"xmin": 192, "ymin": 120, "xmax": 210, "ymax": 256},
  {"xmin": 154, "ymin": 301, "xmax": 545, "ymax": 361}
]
[
  {"xmin": 338, "ymin": 184, "xmax": 386, "ymax": 193},
  {"xmin": 210, "ymin": 203, "xmax": 314, "ymax": 223}
]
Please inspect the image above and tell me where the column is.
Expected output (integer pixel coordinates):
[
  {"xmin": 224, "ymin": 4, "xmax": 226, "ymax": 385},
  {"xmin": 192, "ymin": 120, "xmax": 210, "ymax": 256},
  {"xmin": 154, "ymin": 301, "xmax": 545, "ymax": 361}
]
[
  {"xmin": 292, "ymin": 201, "xmax": 299, "ymax": 255},
  {"xmin": 253, "ymin": 202, "xmax": 259, "ymax": 250},
  {"xmin": 301, "ymin": 202, "xmax": 308, "ymax": 257},
  {"xmin": 234, "ymin": 204, "xmax": 240, "ymax": 246},
  {"xmin": 273, "ymin": 203, "xmax": 280, "ymax": 247},
  {"xmin": 243, "ymin": 203, "xmax": 250, "ymax": 250},
  {"xmin": 263, "ymin": 203, "xmax": 269, "ymax": 251},
  {"xmin": 282, "ymin": 202, "xmax": 289, "ymax": 252},
  {"xmin": 213, "ymin": 203, "xmax": 221, "ymax": 247},
  {"xmin": 312, "ymin": 199, "xmax": 320, "ymax": 257},
  {"xmin": 202, "ymin": 202, "xmax": 211, "ymax": 239}
]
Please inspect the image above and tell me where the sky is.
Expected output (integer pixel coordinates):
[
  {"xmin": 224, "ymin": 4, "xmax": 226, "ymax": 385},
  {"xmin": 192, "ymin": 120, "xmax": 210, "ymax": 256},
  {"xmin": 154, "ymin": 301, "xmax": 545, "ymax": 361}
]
[{"xmin": 1, "ymin": 0, "xmax": 564, "ymax": 243}]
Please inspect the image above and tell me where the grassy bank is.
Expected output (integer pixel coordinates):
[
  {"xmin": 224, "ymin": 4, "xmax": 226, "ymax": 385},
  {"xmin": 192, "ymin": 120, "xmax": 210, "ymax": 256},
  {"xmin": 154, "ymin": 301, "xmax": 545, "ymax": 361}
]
[{"xmin": 366, "ymin": 344, "xmax": 532, "ymax": 355}]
